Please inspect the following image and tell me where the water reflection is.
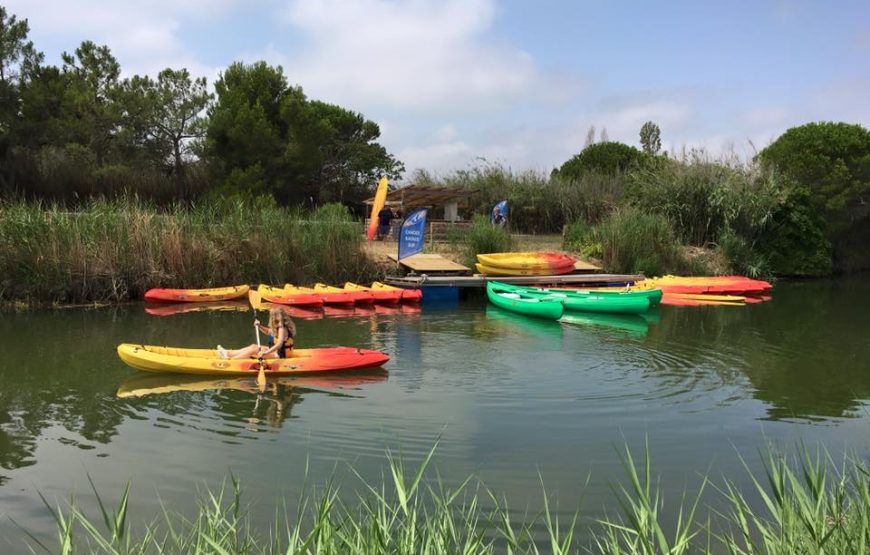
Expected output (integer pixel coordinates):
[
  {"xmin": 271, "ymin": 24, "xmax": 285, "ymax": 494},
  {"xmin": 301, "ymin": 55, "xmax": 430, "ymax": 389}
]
[
  {"xmin": 560, "ymin": 311, "xmax": 650, "ymax": 336},
  {"xmin": 116, "ymin": 371, "xmax": 389, "ymax": 431}
]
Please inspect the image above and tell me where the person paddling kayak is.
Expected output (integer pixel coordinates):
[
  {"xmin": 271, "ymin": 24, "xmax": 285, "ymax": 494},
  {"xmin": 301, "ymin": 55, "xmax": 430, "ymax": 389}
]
[{"xmin": 218, "ymin": 307, "xmax": 296, "ymax": 360}]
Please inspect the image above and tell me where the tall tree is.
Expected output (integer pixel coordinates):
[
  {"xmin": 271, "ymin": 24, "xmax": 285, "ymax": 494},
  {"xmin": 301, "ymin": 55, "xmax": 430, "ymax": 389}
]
[
  {"xmin": 639, "ymin": 121, "xmax": 661, "ymax": 154},
  {"xmin": 61, "ymin": 41, "xmax": 122, "ymax": 166},
  {"xmin": 122, "ymin": 69, "xmax": 211, "ymax": 199},
  {"xmin": 0, "ymin": 6, "xmax": 41, "ymax": 191}
]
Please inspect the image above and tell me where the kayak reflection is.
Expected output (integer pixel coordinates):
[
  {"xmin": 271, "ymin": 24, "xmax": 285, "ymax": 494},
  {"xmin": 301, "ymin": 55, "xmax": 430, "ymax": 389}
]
[
  {"xmin": 116, "ymin": 370, "xmax": 389, "ymax": 429},
  {"xmin": 116, "ymin": 370, "xmax": 389, "ymax": 398},
  {"xmin": 559, "ymin": 311, "xmax": 650, "ymax": 336},
  {"xmin": 144, "ymin": 300, "xmax": 250, "ymax": 316}
]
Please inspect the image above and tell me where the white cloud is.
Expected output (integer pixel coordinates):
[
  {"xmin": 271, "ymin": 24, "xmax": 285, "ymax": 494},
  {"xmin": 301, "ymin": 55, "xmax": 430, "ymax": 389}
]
[
  {"xmin": 4, "ymin": 0, "xmax": 236, "ymax": 79},
  {"xmin": 273, "ymin": 0, "xmax": 543, "ymax": 114}
]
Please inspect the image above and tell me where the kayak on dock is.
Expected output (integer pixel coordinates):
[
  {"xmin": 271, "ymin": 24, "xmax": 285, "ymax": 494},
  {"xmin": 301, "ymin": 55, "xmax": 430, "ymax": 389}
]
[
  {"xmin": 477, "ymin": 252, "xmax": 576, "ymax": 271},
  {"xmin": 144, "ymin": 285, "xmax": 250, "ymax": 303},
  {"xmin": 476, "ymin": 262, "xmax": 575, "ymax": 276},
  {"xmin": 486, "ymin": 281, "xmax": 564, "ymax": 319},
  {"xmin": 117, "ymin": 343, "xmax": 390, "ymax": 376}
]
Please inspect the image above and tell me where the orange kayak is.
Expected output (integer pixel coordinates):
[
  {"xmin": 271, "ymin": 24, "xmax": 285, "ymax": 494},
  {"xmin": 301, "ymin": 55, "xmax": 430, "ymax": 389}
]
[
  {"xmin": 286, "ymin": 284, "xmax": 356, "ymax": 307},
  {"xmin": 258, "ymin": 284, "xmax": 323, "ymax": 307},
  {"xmin": 315, "ymin": 283, "xmax": 375, "ymax": 305},
  {"xmin": 144, "ymin": 285, "xmax": 250, "ymax": 303},
  {"xmin": 344, "ymin": 282, "xmax": 402, "ymax": 305},
  {"xmin": 372, "ymin": 281, "xmax": 422, "ymax": 303}
]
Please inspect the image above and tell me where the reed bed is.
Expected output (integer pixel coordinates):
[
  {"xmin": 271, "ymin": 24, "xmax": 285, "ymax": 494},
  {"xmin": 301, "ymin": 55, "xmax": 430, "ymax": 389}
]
[
  {"xmin": 0, "ymin": 198, "xmax": 377, "ymax": 304},
  {"xmin": 22, "ymin": 443, "xmax": 870, "ymax": 554}
]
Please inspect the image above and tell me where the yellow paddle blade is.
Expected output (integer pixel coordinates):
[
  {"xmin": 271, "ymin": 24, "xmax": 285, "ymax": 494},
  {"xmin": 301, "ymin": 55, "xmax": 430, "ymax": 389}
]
[
  {"xmin": 248, "ymin": 289, "xmax": 262, "ymax": 310},
  {"xmin": 257, "ymin": 365, "xmax": 266, "ymax": 390}
]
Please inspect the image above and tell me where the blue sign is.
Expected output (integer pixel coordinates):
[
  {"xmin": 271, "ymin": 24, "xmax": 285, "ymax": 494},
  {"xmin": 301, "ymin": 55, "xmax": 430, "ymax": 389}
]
[
  {"xmin": 490, "ymin": 200, "xmax": 508, "ymax": 225},
  {"xmin": 398, "ymin": 208, "xmax": 428, "ymax": 260}
]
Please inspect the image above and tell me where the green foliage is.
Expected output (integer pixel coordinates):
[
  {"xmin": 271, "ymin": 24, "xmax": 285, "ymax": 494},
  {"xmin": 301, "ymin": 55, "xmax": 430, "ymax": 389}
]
[
  {"xmin": 458, "ymin": 215, "xmax": 513, "ymax": 268},
  {"xmin": 555, "ymin": 141, "xmax": 645, "ymax": 179},
  {"xmin": 759, "ymin": 121, "xmax": 870, "ymax": 212},
  {"xmin": 592, "ymin": 207, "xmax": 687, "ymax": 276},
  {"xmin": 639, "ymin": 120, "xmax": 662, "ymax": 155},
  {"xmin": 206, "ymin": 61, "xmax": 402, "ymax": 205}
]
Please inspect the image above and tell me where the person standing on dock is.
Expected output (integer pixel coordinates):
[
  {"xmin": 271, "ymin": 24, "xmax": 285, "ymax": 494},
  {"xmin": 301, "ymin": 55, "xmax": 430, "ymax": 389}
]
[{"xmin": 377, "ymin": 205, "xmax": 393, "ymax": 240}]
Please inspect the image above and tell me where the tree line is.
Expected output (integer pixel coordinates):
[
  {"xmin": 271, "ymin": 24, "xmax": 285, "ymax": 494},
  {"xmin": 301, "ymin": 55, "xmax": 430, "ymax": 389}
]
[{"xmin": 0, "ymin": 6, "xmax": 403, "ymax": 206}]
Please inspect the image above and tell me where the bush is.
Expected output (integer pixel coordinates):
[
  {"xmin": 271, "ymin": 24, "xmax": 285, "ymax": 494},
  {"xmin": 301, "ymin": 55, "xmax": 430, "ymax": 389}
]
[
  {"xmin": 460, "ymin": 215, "xmax": 513, "ymax": 268},
  {"xmin": 554, "ymin": 141, "xmax": 646, "ymax": 179},
  {"xmin": 593, "ymin": 207, "xmax": 687, "ymax": 276}
]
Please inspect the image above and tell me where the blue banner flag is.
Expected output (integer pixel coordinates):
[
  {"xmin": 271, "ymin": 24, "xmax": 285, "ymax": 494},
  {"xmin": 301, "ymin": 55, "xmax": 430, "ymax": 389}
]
[
  {"xmin": 398, "ymin": 208, "xmax": 428, "ymax": 260},
  {"xmin": 490, "ymin": 200, "xmax": 508, "ymax": 226}
]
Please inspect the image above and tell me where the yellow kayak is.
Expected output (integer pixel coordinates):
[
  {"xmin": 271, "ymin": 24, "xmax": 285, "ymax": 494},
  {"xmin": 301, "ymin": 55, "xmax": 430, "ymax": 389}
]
[
  {"xmin": 117, "ymin": 343, "xmax": 390, "ymax": 376},
  {"xmin": 477, "ymin": 252, "xmax": 576, "ymax": 271},
  {"xmin": 344, "ymin": 282, "xmax": 402, "ymax": 305}
]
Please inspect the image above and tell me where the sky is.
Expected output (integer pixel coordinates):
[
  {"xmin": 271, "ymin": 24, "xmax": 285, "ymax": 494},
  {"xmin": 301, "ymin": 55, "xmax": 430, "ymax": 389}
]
[{"xmin": 6, "ymin": 0, "xmax": 870, "ymax": 178}]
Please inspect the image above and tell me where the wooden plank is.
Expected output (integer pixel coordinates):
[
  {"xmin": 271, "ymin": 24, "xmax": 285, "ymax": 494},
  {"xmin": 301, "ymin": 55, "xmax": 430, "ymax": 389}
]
[{"xmin": 387, "ymin": 253, "xmax": 470, "ymax": 272}]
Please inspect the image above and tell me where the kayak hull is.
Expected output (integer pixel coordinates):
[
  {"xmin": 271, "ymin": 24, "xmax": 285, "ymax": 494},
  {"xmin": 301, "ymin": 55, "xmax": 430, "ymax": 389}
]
[
  {"xmin": 258, "ymin": 284, "xmax": 324, "ymax": 307},
  {"xmin": 117, "ymin": 343, "xmax": 390, "ymax": 376},
  {"xmin": 144, "ymin": 285, "xmax": 250, "ymax": 303},
  {"xmin": 476, "ymin": 263, "xmax": 574, "ymax": 276},
  {"xmin": 344, "ymin": 282, "xmax": 402, "ymax": 305},
  {"xmin": 315, "ymin": 283, "xmax": 375, "ymax": 305},
  {"xmin": 491, "ymin": 281, "xmax": 651, "ymax": 314},
  {"xmin": 486, "ymin": 282, "xmax": 564, "ymax": 319},
  {"xmin": 477, "ymin": 252, "xmax": 576, "ymax": 271},
  {"xmin": 372, "ymin": 281, "xmax": 423, "ymax": 303}
]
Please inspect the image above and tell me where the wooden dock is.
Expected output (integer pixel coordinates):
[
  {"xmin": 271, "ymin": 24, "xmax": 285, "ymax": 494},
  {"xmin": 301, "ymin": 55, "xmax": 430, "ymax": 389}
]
[
  {"xmin": 387, "ymin": 253, "xmax": 470, "ymax": 274},
  {"xmin": 384, "ymin": 273, "xmax": 644, "ymax": 288}
]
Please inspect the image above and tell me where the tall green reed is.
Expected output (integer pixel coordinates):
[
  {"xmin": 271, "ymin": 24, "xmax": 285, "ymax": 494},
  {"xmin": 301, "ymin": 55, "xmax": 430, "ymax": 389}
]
[
  {"xmin": 0, "ymin": 197, "xmax": 376, "ymax": 304},
  {"xmin": 23, "ymin": 443, "xmax": 870, "ymax": 554}
]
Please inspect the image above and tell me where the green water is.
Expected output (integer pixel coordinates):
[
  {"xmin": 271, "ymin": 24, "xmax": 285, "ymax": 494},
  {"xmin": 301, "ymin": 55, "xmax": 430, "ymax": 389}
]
[{"xmin": 1, "ymin": 279, "xmax": 869, "ymax": 551}]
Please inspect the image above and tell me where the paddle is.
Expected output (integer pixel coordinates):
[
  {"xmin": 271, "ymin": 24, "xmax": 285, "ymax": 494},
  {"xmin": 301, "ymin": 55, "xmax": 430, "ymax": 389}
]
[{"xmin": 248, "ymin": 289, "xmax": 266, "ymax": 389}]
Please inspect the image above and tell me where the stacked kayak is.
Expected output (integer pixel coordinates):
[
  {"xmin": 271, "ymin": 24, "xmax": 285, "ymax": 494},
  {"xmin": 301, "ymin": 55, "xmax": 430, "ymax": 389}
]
[
  {"xmin": 476, "ymin": 252, "xmax": 576, "ymax": 276},
  {"xmin": 372, "ymin": 281, "xmax": 423, "ymax": 303},
  {"xmin": 315, "ymin": 283, "xmax": 374, "ymax": 305},
  {"xmin": 258, "ymin": 284, "xmax": 323, "ymax": 307},
  {"xmin": 117, "ymin": 343, "xmax": 390, "ymax": 376},
  {"xmin": 633, "ymin": 275, "xmax": 772, "ymax": 296},
  {"xmin": 486, "ymin": 281, "xmax": 564, "ymax": 319},
  {"xmin": 344, "ymin": 282, "xmax": 402, "ymax": 305},
  {"xmin": 144, "ymin": 285, "xmax": 249, "ymax": 303},
  {"xmin": 285, "ymin": 283, "xmax": 356, "ymax": 307},
  {"xmin": 492, "ymin": 281, "xmax": 651, "ymax": 315}
]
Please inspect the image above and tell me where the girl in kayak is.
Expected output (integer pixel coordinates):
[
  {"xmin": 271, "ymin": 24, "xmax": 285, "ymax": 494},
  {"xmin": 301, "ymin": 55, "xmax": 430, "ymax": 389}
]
[{"xmin": 218, "ymin": 307, "xmax": 296, "ymax": 359}]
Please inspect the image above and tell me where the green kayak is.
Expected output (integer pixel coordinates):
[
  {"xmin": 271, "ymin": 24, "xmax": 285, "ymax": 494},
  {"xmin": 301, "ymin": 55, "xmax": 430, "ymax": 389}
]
[
  {"xmin": 490, "ymin": 281, "xmax": 650, "ymax": 314},
  {"xmin": 486, "ymin": 282, "xmax": 564, "ymax": 319},
  {"xmin": 493, "ymin": 281, "xmax": 662, "ymax": 307}
]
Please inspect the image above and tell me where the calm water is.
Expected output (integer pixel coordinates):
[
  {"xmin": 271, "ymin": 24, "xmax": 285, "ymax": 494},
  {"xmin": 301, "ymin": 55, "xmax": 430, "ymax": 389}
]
[{"xmin": 1, "ymin": 279, "xmax": 869, "ymax": 551}]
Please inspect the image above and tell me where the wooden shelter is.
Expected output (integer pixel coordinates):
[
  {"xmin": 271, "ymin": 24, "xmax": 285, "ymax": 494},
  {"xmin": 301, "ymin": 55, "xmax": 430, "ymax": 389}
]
[{"xmin": 363, "ymin": 184, "xmax": 472, "ymax": 222}]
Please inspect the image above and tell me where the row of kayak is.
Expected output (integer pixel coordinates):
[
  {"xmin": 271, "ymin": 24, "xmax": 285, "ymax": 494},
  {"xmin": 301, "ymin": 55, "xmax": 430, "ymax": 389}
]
[
  {"xmin": 144, "ymin": 282, "xmax": 422, "ymax": 306},
  {"xmin": 485, "ymin": 281, "xmax": 661, "ymax": 319},
  {"xmin": 144, "ymin": 300, "xmax": 422, "ymax": 318},
  {"xmin": 476, "ymin": 252, "xmax": 577, "ymax": 276}
]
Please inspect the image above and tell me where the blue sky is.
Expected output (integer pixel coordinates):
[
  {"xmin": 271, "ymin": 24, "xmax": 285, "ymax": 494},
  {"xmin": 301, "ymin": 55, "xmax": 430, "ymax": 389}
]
[{"xmin": 6, "ymin": 0, "xmax": 869, "ymax": 177}]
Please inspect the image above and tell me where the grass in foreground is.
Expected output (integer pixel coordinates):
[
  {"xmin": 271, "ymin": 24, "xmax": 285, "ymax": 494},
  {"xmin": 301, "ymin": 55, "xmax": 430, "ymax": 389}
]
[{"xmin": 19, "ymin": 442, "xmax": 870, "ymax": 554}]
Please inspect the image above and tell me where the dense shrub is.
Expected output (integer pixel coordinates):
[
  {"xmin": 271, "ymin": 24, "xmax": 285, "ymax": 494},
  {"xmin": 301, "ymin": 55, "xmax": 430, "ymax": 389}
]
[
  {"xmin": 590, "ymin": 208, "xmax": 687, "ymax": 276},
  {"xmin": 458, "ymin": 215, "xmax": 513, "ymax": 268},
  {"xmin": 758, "ymin": 121, "xmax": 870, "ymax": 212},
  {"xmin": 554, "ymin": 141, "xmax": 646, "ymax": 179}
]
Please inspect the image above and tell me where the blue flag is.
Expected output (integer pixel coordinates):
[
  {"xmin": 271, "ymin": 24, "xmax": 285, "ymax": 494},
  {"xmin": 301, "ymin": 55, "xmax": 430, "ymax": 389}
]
[
  {"xmin": 398, "ymin": 208, "xmax": 428, "ymax": 260},
  {"xmin": 490, "ymin": 200, "xmax": 508, "ymax": 225}
]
